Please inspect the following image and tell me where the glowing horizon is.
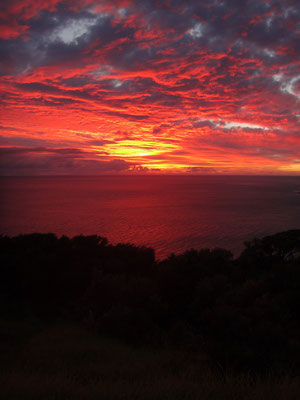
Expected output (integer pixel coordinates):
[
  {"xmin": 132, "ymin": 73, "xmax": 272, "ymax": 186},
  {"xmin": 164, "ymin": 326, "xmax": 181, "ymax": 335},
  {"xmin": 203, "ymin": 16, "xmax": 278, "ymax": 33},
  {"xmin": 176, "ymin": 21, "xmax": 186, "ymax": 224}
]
[{"xmin": 0, "ymin": 0, "xmax": 299, "ymax": 175}]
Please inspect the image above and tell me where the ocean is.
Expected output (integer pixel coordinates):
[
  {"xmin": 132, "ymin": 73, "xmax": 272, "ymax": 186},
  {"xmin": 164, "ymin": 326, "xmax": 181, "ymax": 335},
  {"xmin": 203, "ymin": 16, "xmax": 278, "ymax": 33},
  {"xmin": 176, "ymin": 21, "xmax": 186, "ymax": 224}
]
[{"xmin": 1, "ymin": 175, "xmax": 299, "ymax": 258}]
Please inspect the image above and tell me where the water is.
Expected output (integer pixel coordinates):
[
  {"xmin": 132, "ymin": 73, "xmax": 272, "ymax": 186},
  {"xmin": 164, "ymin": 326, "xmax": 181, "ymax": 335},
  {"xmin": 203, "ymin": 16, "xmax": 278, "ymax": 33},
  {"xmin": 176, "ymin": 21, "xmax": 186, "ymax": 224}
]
[{"xmin": 1, "ymin": 175, "xmax": 300, "ymax": 258}]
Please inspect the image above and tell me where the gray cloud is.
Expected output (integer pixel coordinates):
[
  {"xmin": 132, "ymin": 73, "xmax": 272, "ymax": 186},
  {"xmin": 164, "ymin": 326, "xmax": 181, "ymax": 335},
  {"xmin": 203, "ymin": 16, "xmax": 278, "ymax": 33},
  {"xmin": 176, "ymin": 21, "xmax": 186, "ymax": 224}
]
[{"xmin": 0, "ymin": 147, "xmax": 134, "ymax": 175}]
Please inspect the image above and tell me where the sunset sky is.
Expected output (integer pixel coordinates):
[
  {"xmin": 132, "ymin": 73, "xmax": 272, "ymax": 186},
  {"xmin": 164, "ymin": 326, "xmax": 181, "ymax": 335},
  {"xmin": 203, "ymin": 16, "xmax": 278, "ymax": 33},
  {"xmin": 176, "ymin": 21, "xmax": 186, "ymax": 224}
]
[{"xmin": 0, "ymin": 0, "xmax": 299, "ymax": 175}]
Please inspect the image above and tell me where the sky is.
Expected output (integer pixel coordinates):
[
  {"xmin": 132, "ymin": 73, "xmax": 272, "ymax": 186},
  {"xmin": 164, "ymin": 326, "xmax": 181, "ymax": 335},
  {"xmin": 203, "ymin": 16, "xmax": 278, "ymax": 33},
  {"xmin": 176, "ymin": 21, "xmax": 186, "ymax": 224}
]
[{"xmin": 0, "ymin": 0, "xmax": 299, "ymax": 175}]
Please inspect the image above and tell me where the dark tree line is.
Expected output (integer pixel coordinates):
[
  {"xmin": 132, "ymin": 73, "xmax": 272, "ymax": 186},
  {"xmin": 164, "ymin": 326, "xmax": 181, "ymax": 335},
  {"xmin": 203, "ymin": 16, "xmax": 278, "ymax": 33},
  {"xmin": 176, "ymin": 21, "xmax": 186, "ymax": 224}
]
[{"xmin": 1, "ymin": 230, "xmax": 300, "ymax": 373}]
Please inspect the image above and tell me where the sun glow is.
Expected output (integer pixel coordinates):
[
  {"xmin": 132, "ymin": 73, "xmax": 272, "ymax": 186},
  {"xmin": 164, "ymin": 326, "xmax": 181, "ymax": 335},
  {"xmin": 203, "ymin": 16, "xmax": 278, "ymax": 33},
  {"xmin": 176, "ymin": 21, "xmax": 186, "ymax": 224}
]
[
  {"xmin": 279, "ymin": 164, "xmax": 300, "ymax": 172},
  {"xmin": 104, "ymin": 140, "xmax": 180, "ymax": 158}
]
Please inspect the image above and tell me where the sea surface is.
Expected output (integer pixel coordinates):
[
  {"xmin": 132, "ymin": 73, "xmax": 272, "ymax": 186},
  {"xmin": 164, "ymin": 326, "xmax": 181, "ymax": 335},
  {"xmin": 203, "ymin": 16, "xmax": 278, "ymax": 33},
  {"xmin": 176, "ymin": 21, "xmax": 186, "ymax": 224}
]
[{"xmin": 1, "ymin": 175, "xmax": 300, "ymax": 259}]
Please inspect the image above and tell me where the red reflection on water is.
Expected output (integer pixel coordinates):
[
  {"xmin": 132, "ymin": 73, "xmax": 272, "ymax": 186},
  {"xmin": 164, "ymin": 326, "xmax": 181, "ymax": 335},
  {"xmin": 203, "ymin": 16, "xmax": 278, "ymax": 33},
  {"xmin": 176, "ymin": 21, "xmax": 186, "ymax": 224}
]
[{"xmin": 1, "ymin": 175, "xmax": 300, "ymax": 258}]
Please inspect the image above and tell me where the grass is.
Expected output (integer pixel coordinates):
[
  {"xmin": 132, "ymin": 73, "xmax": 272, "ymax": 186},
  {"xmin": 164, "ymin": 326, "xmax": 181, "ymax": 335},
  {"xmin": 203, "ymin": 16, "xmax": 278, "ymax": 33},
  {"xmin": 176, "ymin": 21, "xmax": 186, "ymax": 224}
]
[{"xmin": 0, "ymin": 320, "xmax": 299, "ymax": 400}]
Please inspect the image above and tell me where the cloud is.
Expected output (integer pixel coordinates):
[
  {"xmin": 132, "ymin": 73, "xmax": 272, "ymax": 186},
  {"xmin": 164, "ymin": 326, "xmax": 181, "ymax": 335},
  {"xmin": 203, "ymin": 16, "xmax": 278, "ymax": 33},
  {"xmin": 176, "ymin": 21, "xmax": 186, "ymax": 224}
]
[
  {"xmin": 0, "ymin": 0, "xmax": 299, "ymax": 174},
  {"xmin": 0, "ymin": 146, "xmax": 134, "ymax": 175},
  {"xmin": 0, "ymin": 125, "xmax": 28, "ymax": 132}
]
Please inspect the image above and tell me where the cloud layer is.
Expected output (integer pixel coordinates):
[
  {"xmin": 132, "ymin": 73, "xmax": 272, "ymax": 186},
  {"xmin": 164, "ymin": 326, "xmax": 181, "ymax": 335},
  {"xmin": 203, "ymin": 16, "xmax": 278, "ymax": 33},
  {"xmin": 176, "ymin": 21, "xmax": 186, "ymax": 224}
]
[{"xmin": 0, "ymin": 0, "xmax": 299, "ymax": 174}]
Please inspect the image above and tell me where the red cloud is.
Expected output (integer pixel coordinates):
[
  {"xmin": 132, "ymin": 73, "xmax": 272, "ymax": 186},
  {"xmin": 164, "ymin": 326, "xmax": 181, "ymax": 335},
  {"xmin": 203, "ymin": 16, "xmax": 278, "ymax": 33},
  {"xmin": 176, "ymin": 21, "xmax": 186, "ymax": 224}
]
[{"xmin": 1, "ymin": 0, "xmax": 299, "ymax": 175}]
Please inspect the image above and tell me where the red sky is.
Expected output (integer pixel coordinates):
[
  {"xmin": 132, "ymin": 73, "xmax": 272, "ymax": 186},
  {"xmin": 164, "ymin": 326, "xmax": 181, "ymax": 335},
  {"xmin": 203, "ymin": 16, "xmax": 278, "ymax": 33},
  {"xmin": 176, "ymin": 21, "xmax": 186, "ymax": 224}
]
[{"xmin": 0, "ymin": 0, "xmax": 299, "ymax": 175}]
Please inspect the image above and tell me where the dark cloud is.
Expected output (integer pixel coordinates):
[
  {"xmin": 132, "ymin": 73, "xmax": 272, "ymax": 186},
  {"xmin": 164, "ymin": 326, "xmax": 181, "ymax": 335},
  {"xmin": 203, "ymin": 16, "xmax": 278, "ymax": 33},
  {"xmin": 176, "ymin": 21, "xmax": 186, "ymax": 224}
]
[
  {"xmin": 186, "ymin": 166, "xmax": 219, "ymax": 174},
  {"xmin": 0, "ymin": 125, "xmax": 28, "ymax": 132},
  {"xmin": 0, "ymin": 135, "xmax": 53, "ymax": 147},
  {"xmin": 152, "ymin": 126, "xmax": 162, "ymax": 134},
  {"xmin": 192, "ymin": 120, "xmax": 217, "ymax": 129},
  {"xmin": 0, "ymin": 146, "xmax": 86, "ymax": 156},
  {"xmin": 1, "ymin": 0, "xmax": 299, "ymax": 73},
  {"xmin": 0, "ymin": 146, "xmax": 134, "ymax": 175},
  {"xmin": 102, "ymin": 110, "xmax": 150, "ymax": 121}
]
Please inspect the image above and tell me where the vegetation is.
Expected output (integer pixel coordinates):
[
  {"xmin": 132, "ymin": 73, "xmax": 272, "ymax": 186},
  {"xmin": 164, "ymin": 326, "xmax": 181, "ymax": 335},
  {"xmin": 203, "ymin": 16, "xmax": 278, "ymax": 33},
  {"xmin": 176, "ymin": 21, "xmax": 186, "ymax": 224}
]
[
  {"xmin": 1, "ymin": 230, "xmax": 300, "ymax": 399},
  {"xmin": 1, "ymin": 322, "xmax": 300, "ymax": 400}
]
